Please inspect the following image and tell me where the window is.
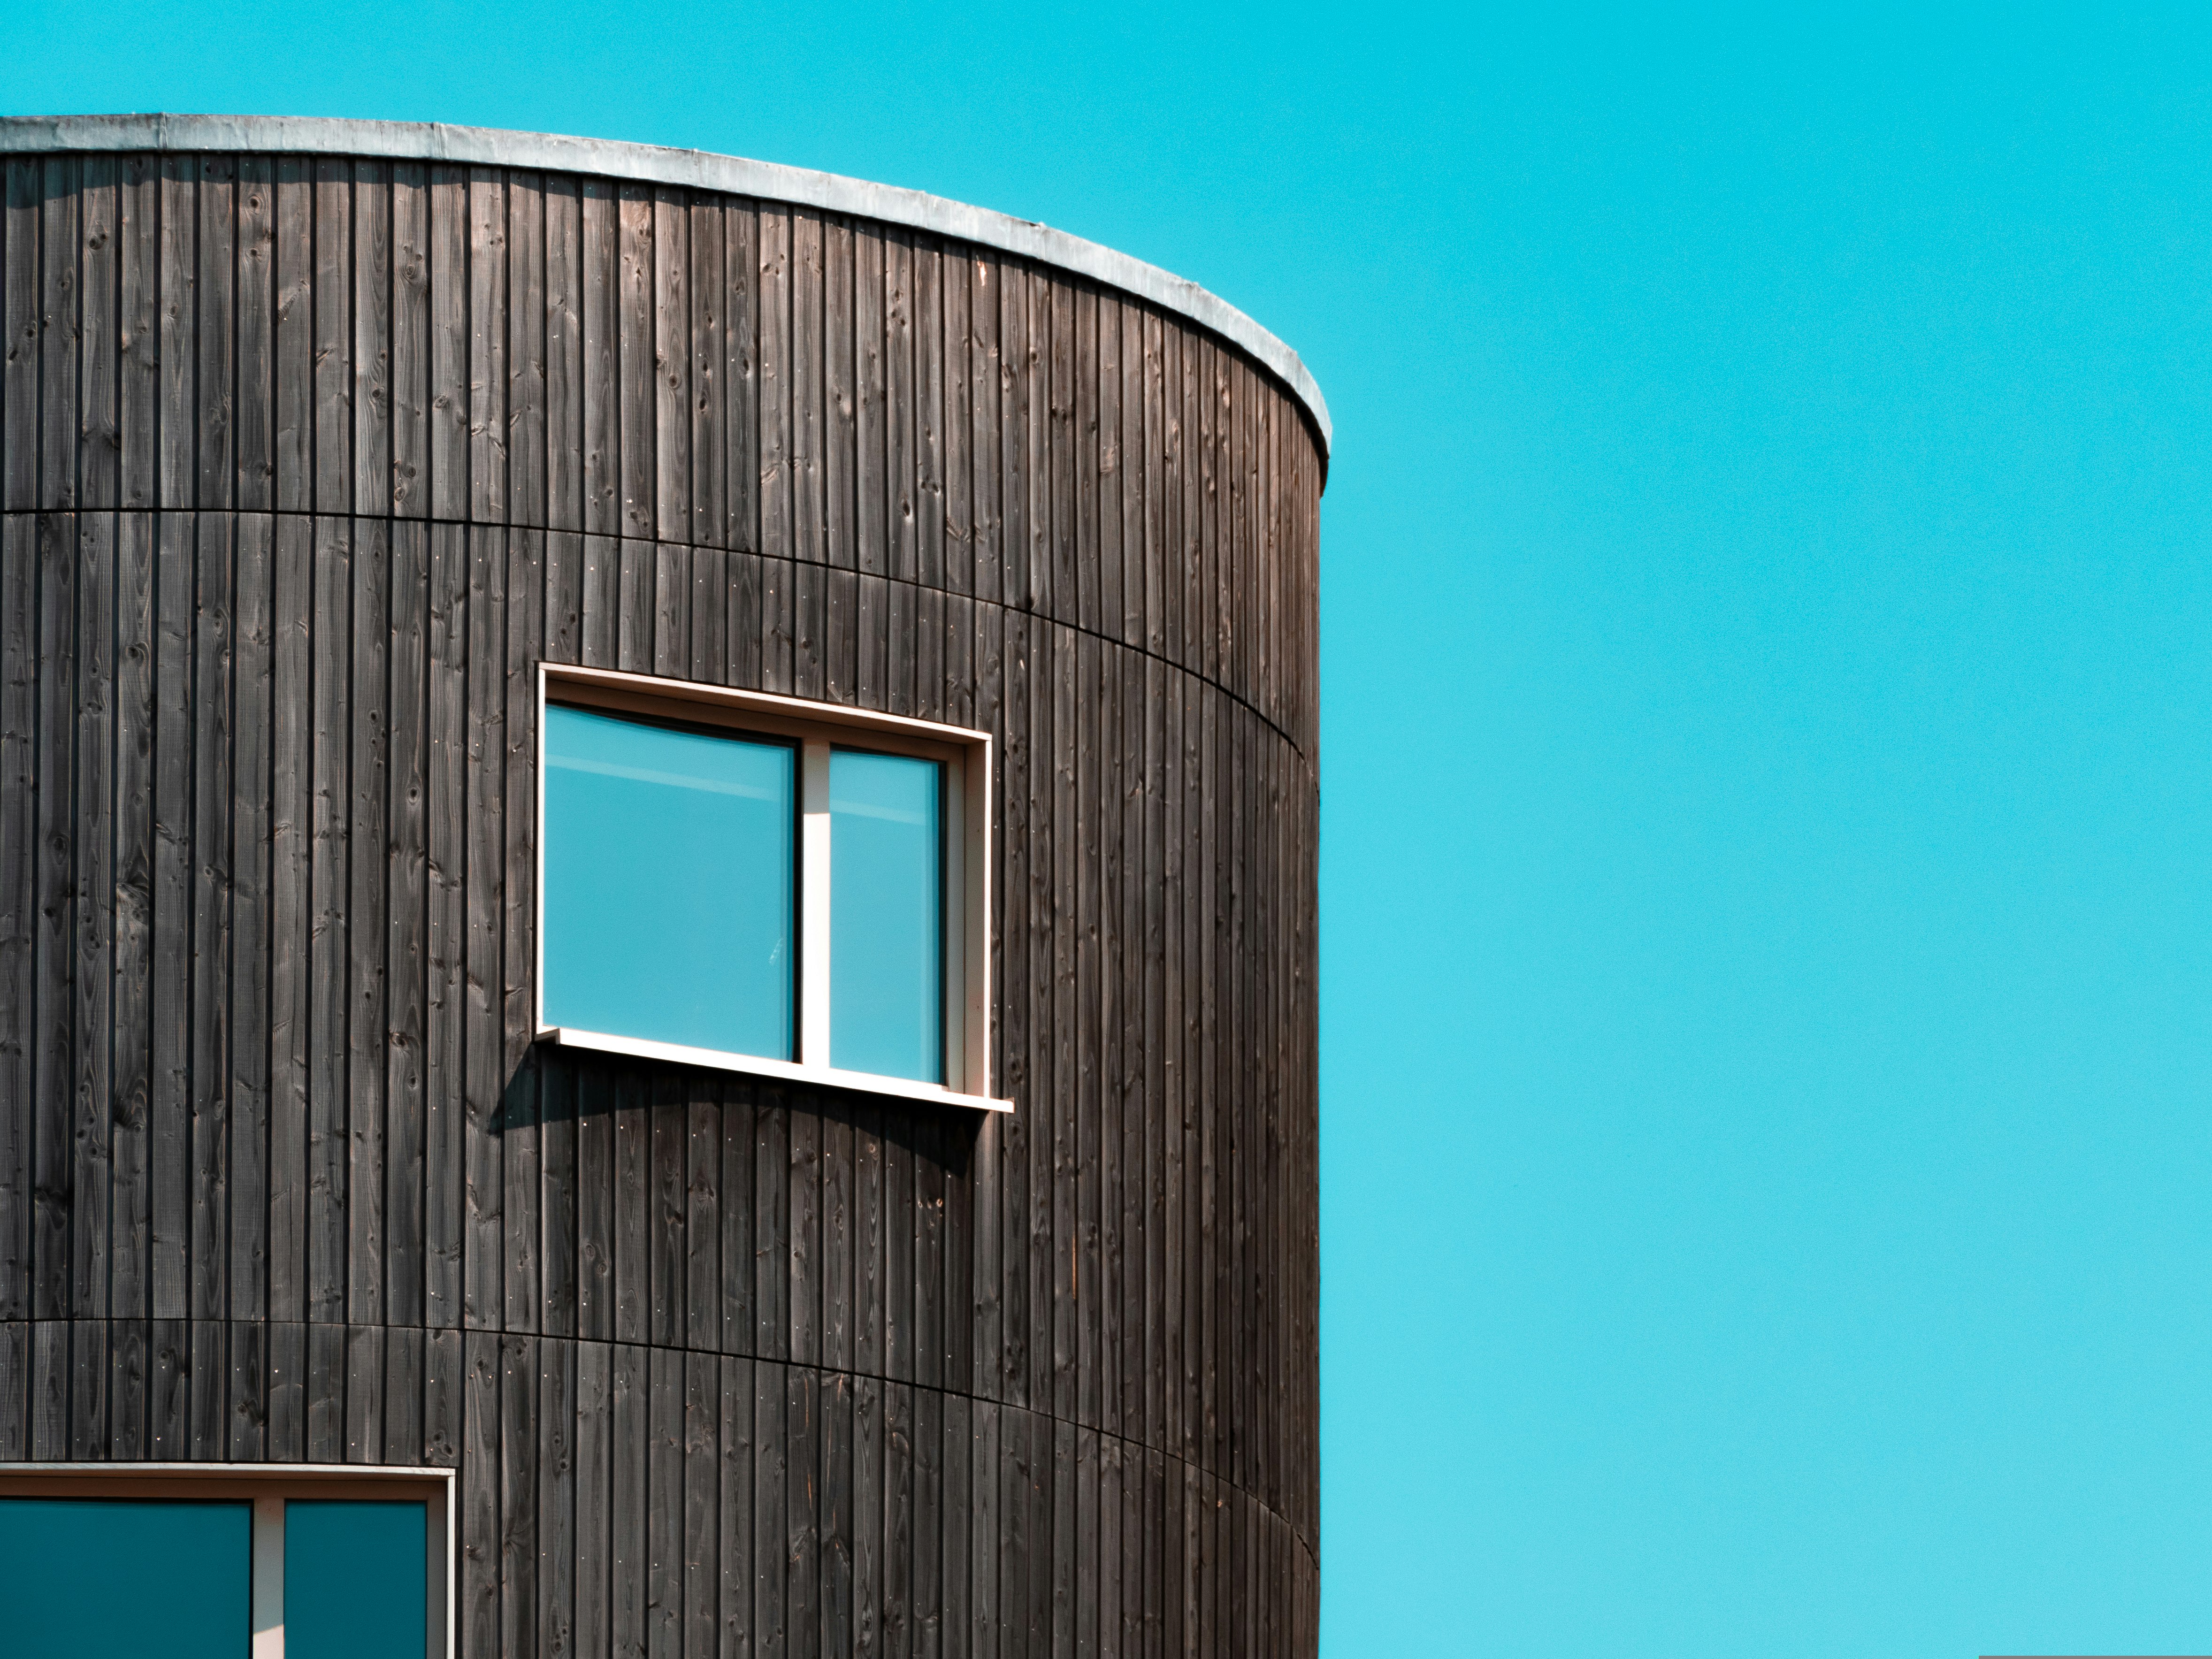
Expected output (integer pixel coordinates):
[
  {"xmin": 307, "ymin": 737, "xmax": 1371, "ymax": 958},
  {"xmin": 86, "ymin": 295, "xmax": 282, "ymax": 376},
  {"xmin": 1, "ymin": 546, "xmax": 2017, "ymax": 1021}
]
[
  {"xmin": 536, "ymin": 665, "xmax": 1004, "ymax": 1111},
  {"xmin": 0, "ymin": 1465, "xmax": 452, "ymax": 1659}
]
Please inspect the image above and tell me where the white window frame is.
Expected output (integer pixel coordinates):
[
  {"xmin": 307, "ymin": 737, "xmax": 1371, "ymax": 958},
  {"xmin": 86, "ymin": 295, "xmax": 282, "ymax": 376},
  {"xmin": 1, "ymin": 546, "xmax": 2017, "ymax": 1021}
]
[
  {"xmin": 0, "ymin": 1461, "xmax": 456, "ymax": 1659},
  {"xmin": 536, "ymin": 664, "xmax": 1009, "ymax": 1113}
]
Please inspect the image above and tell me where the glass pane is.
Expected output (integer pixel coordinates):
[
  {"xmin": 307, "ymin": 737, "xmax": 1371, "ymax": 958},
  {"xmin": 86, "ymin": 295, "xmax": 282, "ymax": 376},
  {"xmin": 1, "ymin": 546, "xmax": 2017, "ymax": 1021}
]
[
  {"xmin": 286, "ymin": 1500, "xmax": 427, "ymax": 1659},
  {"xmin": 544, "ymin": 704, "xmax": 796, "ymax": 1057},
  {"xmin": 0, "ymin": 1497, "xmax": 250, "ymax": 1658},
  {"xmin": 830, "ymin": 749, "xmax": 944, "ymax": 1082}
]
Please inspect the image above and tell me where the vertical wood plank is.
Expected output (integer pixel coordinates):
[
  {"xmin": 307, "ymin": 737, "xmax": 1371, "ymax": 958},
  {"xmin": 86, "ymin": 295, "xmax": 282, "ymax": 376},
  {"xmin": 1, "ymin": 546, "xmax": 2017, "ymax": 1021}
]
[
  {"xmin": 679, "ymin": 1073, "xmax": 720, "ymax": 1355},
  {"xmin": 346, "ymin": 519, "xmax": 390, "ymax": 1326},
  {"xmin": 79, "ymin": 159, "xmax": 119, "ymax": 511},
  {"xmin": 719, "ymin": 1078, "xmax": 754, "ymax": 1357},
  {"xmin": 887, "ymin": 230, "xmax": 918, "ymax": 585},
  {"xmin": 461, "ymin": 1330, "xmax": 500, "ymax": 1657},
  {"xmin": 576, "ymin": 1339, "xmax": 613, "ymax": 1659},
  {"xmin": 754, "ymin": 1355, "xmax": 787, "ymax": 1659},
  {"xmin": 652, "ymin": 187, "xmax": 691, "ymax": 543},
  {"xmin": 186, "ymin": 512, "xmax": 230, "ymax": 1325},
  {"xmin": 613, "ymin": 1340, "xmax": 650, "ymax": 1659},
  {"xmin": 788, "ymin": 1366, "xmax": 821, "ymax": 1659},
  {"xmin": 824, "ymin": 1373, "xmax": 855, "ymax": 1659},
  {"xmin": 884, "ymin": 1121, "xmax": 912, "ymax": 1390},
  {"xmin": 725, "ymin": 199, "xmax": 759, "ymax": 556},
  {"xmin": 196, "ymin": 158, "xmax": 234, "ymax": 509},
  {"xmin": 428, "ymin": 166, "xmax": 469, "ymax": 520},
  {"xmin": 500, "ymin": 1333, "xmax": 540, "ymax": 1659},
  {"xmin": 650, "ymin": 1345, "xmax": 683, "ymax": 1659},
  {"xmin": 229, "ymin": 512, "xmax": 272, "ymax": 1325},
  {"xmin": 690, "ymin": 193, "xmax": 726, "ymax": 549},
  {"xmin": 972, "ymin": 1401, "xmax": 998, "ymax": 1659},
  {"xmin": 581, "ymin": 180, "xmax": 621, "ymax": 535},
  {"xmin": 1, "ymin": 519, "xmax": 38, "ymax": 1316},
  {"xmin": 834, "ymin": 218, "xmax": 865, "ymax": 581},
  {"xmin": 146, "ymin": 513, "xmax": 189, "ymax": 1318},
  {"xmin": 235, "ymin": 160, "xmax": 274, "ymax": 511},
  {"xmin": 788, "ymin": 1102, "xmax": 819, "ymax": 1368},
  {"xmin": 4, "ymin": 161, "xmax": 41, "ymax": 511},
  {"xmin": 425, "ymin": 521, "xmax": 468, "ymax": 1329},
  {"xmin": 913, "ymin": 236, "xmax": 943, "ymax": 593},
  {"xmin": 757, "ymin": 208, "xmax": 793, "ymax": 691},
  {"xmin": 651, "ymin": 1073, "xmax": 687, "ymax": 1349},
  {"xmin": 271, "ymin": 159, "xmax": 310, "ymax": 511},
  {"xmin": 615, "ymin": 1070, "xmax": 649, "ymax": 1345},
  {"xmin": 303, "ymin": 161, "xmax": 348, "ymax": 514},
  {"xmin": 391, "ymin": 163, "xmax": 431, "ymax": 515},
  {"xmin": 618, "ymin": 183, "xmax": 656, "ymax": 538},
  {"xmin": 754, "ymin": 1088, "xmax": 788, "ymax": 1362},
  {"xmin": 467, "ymin": 168, "xmax": 510, "ymax": 524},
  {"xmin": 154, "ymin": 157, "xmax": 195, "ymax": 508},
  {"xmin": 506, "ymin": 530, "xmax": 545, "ymax": 1336},
  {"xmin": 967, "ymin": 256, "xmax": 999, "ymax": 610},
  {"xmin": 265, "ymin": 515, "xmax": 308, "ymax": 1327},
  {"xmin": 110, "ymin": 511, "xmax": 154, "ymax": 1326},
  {"xmin": 836, "ymin": 1106, "xmax": 866, "ymax": 1378},
  {"xmin": 542, "ymin": 1057, "xmax": 578, "ymax": 1340},
  {"xmin": 353, "ymin": 160, "xmax": 393, "ymax": 515},
  {"xmin": 546, "ymin": 176, "xmax": 584, "ymax": 532},
  {"xmin": 684, "ymin": 1349, "xmax": 720, "ymax": 1659},
  {"xmin": 386, "ymin": 520, "xmax": 429, "ymax": 1326},
  {"xmin": 510, "ymin": 173, "xmax": 548, "ymax": 528},
  {"xmin": 38, "ymin": 159, "xmax": 82, "ymax": 512},
  {"xmin": 346, "ymin": 1322, "xmax": 384, "ymax": 1462},
  {"xmin": 117, "ymin": 155, "xmax": 157, "ymax": 509},
  {"xmin": 719, "ymin": 1353, "xmax": 753, "ymax": 1659},
  {"xmin": 889, "ymin": 1380, "xmax": 916, "ymax": 1659}
]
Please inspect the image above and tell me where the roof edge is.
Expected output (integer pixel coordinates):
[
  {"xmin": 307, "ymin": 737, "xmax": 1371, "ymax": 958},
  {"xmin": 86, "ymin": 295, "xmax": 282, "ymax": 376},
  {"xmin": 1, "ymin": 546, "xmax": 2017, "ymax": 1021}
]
[{"xmin": 0, "ymin": 113, "xmax": 1331, "ymax": 457}]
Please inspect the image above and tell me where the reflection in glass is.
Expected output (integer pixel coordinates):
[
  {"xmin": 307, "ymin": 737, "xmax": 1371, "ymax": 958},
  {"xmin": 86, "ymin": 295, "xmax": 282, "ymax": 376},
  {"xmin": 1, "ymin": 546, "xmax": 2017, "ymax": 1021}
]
[
  {"xmin": 0, "ymin": 1497, "xmax": 250, "ymax": 1658},
  {"xmin": 287, "ymin": 1499, "xmax": 428, "ymax": 1659},
  {"xmin": 830, "ymin": 749, "xmax": 944, "ymax": 1082},
  {"xmin": 544, "ymin": 704, "xmax": 796, "ymax": 1057}
]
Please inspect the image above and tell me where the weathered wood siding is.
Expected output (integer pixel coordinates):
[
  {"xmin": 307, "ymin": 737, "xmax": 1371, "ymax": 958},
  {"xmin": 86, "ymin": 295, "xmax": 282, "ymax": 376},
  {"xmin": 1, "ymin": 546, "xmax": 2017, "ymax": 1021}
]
[{"xmin": 0, "ymin": 148, "xmax": 1320, "ymax": 1658}]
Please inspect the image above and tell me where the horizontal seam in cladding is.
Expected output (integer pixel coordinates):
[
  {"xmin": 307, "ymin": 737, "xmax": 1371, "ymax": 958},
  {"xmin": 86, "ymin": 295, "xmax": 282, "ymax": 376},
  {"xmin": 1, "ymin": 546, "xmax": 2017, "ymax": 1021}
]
[
  {"xmin": 0, "ymin": 507, "xmax": 1316, "ymax": 764},
  {"xmin": 0, "ymin": 1314, "xmax": 1318, "ymax": 1560}
]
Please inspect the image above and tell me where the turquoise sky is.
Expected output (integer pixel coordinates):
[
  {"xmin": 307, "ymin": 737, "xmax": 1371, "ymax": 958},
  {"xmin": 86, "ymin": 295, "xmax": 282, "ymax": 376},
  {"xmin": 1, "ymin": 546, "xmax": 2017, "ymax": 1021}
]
[{"xmin": 11, "ymin": 5, "xmax": 2211, "ymax": 1653}]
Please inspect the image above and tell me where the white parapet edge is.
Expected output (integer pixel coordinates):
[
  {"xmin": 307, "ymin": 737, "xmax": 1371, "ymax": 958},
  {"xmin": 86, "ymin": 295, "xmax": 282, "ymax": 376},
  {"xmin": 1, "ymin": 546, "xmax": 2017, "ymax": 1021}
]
[{"xmin": 0, "ymin": 112, "xmax": 1331, "ymax": 458}]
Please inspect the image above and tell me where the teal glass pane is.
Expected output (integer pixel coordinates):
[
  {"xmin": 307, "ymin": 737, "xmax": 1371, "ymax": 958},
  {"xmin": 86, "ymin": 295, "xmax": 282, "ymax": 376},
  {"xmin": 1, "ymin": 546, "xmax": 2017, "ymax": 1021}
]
[
  {"xmin": 544, "ymin": 704, "xmax": 796, "ymax": 1057},
  {"xmin": 0, "ymin": 1497, "xmax": 250, "ymax": 1657},
  {"xmin": 830, "ymin": 749, "xmax": 944, "ymax": 1082},
  {"xmin": 286, "ymin": 1500, "xmax": 426, "ymax": 1659}
]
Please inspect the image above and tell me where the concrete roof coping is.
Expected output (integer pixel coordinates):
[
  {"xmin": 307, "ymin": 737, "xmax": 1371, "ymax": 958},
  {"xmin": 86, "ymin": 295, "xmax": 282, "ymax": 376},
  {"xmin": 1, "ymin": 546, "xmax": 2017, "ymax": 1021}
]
[{"xmin": 0, "ymin": 113, "xmax": 1331, "ymax": 457}]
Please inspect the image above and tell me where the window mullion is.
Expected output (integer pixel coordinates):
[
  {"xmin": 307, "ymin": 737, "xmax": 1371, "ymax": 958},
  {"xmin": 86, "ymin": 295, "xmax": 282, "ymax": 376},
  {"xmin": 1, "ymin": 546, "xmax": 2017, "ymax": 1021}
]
[
  {"xmin": 252, "ymin": 1495, "xmax": 285, "ymax": 1659},
  {"xmin": 800, "ymin": 738, "xmax": 833, "ymax": 1066}
]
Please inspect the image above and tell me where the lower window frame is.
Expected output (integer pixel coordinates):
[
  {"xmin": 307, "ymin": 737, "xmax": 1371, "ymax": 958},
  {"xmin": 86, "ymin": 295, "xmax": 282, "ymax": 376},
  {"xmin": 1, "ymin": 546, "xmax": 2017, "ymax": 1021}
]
[{"xmin": 0, "ymin": 1460, "xmax": 456, "ymax": 1659}]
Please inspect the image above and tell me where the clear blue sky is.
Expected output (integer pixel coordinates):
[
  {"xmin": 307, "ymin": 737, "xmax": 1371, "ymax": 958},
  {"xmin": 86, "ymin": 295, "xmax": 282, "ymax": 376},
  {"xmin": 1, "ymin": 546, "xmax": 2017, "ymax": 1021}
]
[{"xmin": 11, "ymin": 5, "xmax": 2212, "ymax": 1653}]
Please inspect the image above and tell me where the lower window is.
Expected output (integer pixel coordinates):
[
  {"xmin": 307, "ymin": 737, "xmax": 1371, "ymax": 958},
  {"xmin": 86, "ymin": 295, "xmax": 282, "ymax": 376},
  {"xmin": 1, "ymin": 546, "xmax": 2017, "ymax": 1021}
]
[{"xmin": 0, "ymin": 1466, "xmax": 451, "ymax": 1658}]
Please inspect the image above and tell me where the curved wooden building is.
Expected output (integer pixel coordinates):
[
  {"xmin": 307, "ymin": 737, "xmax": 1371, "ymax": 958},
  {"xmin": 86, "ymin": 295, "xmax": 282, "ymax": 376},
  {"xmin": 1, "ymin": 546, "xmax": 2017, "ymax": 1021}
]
[{"xmin": 0, "ymin": 115, "xmax": 1323, "ymax": 1659}]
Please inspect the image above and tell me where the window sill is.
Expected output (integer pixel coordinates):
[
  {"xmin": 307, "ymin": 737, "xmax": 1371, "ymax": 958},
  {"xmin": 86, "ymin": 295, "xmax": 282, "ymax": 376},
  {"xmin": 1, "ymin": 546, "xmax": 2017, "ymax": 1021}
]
[{"xmin": 538, "ymin": 1026, "xmax": 1014, "ymax": 1114}]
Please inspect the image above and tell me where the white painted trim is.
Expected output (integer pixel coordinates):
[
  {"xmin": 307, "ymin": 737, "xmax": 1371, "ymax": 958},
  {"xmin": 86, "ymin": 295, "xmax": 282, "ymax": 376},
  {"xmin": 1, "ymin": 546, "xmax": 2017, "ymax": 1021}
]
[
  {"xmin": 543, "ymin": 1025, "xmax": 1012, "ymax": 1113},
  {"xmin": 252, "ymin": 1496, "xmax": 285, "ymax": 1659},
  {"xmin": 799, "ymin": 739, "xmax": 833, "ymax": 1068},
  {"xmin": 0, "ymin": 1462, "xmax": 458, "ymax": 1659},
  {"xmin": 0, "ymin": 113, "xmax": 1331, "ymax": 455}
]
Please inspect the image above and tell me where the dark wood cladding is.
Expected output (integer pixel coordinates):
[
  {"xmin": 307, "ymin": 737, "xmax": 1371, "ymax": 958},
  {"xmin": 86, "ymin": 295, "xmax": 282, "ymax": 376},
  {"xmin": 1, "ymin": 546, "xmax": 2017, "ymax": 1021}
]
[{"xmin": 0, "ymin": 149, "xmax": 1320, "ymax": 1658}]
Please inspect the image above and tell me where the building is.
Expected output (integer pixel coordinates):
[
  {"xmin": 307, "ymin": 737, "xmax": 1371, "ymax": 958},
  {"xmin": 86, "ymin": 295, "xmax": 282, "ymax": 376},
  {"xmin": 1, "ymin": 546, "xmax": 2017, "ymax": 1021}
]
[{"xmin": 0, "ymin": 114, "xmax": 1324, "ymax": 1658}]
